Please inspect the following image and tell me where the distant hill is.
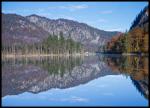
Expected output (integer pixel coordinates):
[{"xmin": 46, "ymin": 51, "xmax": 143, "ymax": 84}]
[
  {"xmin": 2, "ymin": 13, "xmax": 120, "ymax": 52},
  {"xmin": 26, "ymin": 14, "xmax": 120, "ymax": 47}
]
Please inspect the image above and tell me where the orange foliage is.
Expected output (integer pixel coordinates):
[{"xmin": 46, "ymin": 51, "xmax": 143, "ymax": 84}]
[{"xmin": 106, "ymin": 33, "xmax": 124, "ymax": 51}]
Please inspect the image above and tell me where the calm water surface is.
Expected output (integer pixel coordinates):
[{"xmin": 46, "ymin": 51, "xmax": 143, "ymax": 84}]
[{"xmin": 2, "ymin": 54, "xmax": 149, "ymax": 106}]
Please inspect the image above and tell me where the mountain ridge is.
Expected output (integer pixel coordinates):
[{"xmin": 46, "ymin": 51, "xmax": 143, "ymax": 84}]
[{"xmin": 2, "ymin": 13, "xmax": 120, "ymax": 52}]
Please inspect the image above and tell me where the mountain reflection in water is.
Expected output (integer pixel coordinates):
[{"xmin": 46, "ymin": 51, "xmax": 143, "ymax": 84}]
[{"xmin": 2, "ymin": 54, "xmax": 149, "ymax": 106}]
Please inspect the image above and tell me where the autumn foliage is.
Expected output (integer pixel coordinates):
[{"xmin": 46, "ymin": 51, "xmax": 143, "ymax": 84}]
[{"xmin": 105, "ymin": 5, "xmax": 149, "ymax": 54}]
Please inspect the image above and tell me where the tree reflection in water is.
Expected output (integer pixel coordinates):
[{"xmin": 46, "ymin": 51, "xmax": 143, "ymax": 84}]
[
  {"xmin": 2, "ymin": 56, "xmax": 85, "ymax": 97},
  {"xmin": 99, "ymin": 54, "xmax": 149, "ymax": 99},
  {"xmin": 2, "ymin": 56, "xmax": 84, "ymax": 77},
  {"xmin": 2, "ymin": 55, "xmax": 149, "ymax": 100}
]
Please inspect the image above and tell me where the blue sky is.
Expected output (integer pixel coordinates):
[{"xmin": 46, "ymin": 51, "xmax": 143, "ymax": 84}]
[{"xmin": 2, "ymin": 2, "xmax": 148, "ymax": 32}]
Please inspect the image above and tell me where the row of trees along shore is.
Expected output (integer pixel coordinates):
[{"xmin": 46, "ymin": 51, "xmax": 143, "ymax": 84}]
[
  {"xmin": 2, "ymin": 32, "xmax": 85, "ymax": 55},
  {"xmin": 102, "ymin": 26, "xmax": 148, "ymax": 54}
]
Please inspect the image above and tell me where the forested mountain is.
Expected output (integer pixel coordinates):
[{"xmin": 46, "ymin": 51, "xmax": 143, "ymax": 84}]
[
  {"xmin": 130, "ymin": 5, "xmax": 148, "ymax": 30},
  {"xmin": 104, "ymin": 5, "xmax": 149, "ymax": 54},
  {"xmin": 2, "ymin": 13, "xmax": 120, "ymax": 52}
]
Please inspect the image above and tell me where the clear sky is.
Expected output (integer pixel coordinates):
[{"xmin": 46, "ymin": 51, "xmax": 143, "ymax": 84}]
[{"xmin": 2, "ymin": 2, "xmax": 148, "ymax": 32}]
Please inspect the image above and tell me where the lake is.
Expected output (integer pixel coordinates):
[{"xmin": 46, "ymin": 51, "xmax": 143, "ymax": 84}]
[{"xmin": 2, "ymin": 54, "xmax": 149, "ymax": 106}]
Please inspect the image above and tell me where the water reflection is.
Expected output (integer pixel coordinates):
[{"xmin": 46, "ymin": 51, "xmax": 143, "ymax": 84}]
[
  {"xmin": 2, "ymin": 56, "xmax": 84, "ymax": 76},
  {"xmin": 2, "ymin": 56, "xmax": 84, "ymax": 96},
  {"xmin": 99, "ymin": 54, "xmax": 149, "ymax": 99},
  {"xmin": 2, "ymin": 55, "xmax": 149, "ymax": 106}
]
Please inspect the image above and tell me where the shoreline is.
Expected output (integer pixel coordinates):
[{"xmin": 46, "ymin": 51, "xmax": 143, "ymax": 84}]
[
  {"xmin": 96, "ymin": 52, "xmax": 149, "ymax": 56},
  {"xmin": 2, "ymin": 52, "xmax": 148, "ymax": 58},
  {"xmin": 2, "ymin": 53, "xmax": 96, "ymax": 58},
  {"xmin": 122, "ymin": 53, "xmax": 149, "ymax": 56}
]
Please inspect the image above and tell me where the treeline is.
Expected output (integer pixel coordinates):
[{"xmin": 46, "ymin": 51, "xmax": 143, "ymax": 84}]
[
  {"xmin": 102, "ymin": 27, "xmax": 148, "ymax": 54},
  {"xmin": 2, "ymin": 32, "xmax": 84, "ymax": 55},
  {"xmin": 102, "ymin": 33, "xmax": 126, "ymax": 53}
]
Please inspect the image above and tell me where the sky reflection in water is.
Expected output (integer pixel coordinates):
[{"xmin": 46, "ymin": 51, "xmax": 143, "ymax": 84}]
[{"xmin": 2, "ymin": 55, "xmax": 149, "ymax": 106}]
